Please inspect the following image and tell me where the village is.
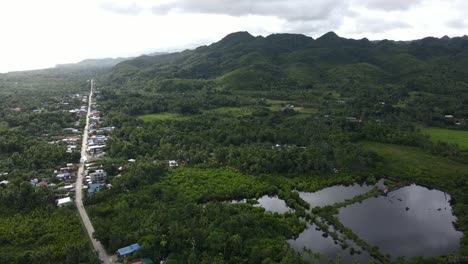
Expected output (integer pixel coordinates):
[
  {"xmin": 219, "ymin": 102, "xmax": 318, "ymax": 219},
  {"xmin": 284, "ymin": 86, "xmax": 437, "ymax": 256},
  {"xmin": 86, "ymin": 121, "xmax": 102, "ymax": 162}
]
[
  {"xmin": 34, "ymin": 89, "xmax": 112, "ymax": 208},
  {"xmin": 52, "ymin": 82, "xmax": 160, "ymax": 264}
]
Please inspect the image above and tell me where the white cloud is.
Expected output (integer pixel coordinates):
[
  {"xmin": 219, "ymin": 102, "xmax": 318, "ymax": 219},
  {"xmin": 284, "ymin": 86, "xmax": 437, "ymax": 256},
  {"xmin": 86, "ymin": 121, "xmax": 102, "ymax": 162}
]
[{"xmin": 0, "ymin": 0, "xmax": 466, "ymax": 72}]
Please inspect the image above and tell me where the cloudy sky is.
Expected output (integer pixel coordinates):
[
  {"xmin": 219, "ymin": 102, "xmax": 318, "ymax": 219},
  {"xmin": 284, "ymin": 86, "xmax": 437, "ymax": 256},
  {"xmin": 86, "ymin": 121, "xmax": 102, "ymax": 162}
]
[{"xmin": 0, "ymin": 0, "xmax": 467, "ymax": 73}]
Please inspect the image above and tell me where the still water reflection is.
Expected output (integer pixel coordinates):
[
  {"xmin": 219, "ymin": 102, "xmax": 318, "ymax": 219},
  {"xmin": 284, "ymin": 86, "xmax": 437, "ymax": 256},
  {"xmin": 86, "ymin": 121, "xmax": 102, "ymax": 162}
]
[
  {"xmin": 288, "ymin": 223, "xmax": 372, "ymax": 264},
  {"xmin": 298, "ymin": 183, "xmax": 373, "ymax": 208},
  {"xmin": 254, "ymin": 195, "xmax": 292, "ymax": 214},
  {"xmin": 338, "ymin": 184, "xmax": 462, "ymax": 258}
]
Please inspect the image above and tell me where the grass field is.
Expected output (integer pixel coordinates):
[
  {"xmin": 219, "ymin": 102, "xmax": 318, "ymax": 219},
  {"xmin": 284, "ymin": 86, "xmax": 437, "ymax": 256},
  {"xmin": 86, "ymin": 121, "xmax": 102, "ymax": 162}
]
[
  {"xmin": 362, "ymin": 142, "xmax": 468, "ymax": 181},
  {"xmin": 137, "ymin": 112, "xmax": 186, "ymax": 122},
  {"xmin": 205, "ymin": 106, "xmax": 254, "ymax": 116},
  {"xmin": 422, "ymin": 127, "xmax": 468, "ymax": 149},
  {"xmin": 265, "ymin": 99, "xmax": 317, "ymax": 114},
  {"xmin": 265, "ymin": 99, "xmax": 291, "ymax": 104},
  {"xmin": 138, "ymin": 107, "xmax": 254, "ymax": 121}
]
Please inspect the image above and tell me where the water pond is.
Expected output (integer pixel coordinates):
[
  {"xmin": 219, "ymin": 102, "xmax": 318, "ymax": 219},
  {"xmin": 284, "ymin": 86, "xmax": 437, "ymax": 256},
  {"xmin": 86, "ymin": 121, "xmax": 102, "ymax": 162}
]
[
  {"xmin": 288, "ymin": 223, "xmax": 372, "ymax": 264},
  {"xmin": 297, "ymin": 182, "xmax": 374, "ymax": 208},
  {"xmin": 290, "ymin": 182, "xmax": 461, "ymax": 261},
  {"xmin": 254, "ymin": 195, "xmax": 292, "ymax": 214},
  {"xmin": 338, "ymin": 184, "xmax": 463, "ymax": 258}
]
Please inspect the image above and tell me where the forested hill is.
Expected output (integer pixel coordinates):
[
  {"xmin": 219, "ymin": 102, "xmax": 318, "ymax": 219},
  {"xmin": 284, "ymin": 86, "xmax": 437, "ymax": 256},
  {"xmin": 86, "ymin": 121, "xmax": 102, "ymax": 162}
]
[{"xmin": 107, "ymin": 31, "xmax": 468, "ymax": 95}]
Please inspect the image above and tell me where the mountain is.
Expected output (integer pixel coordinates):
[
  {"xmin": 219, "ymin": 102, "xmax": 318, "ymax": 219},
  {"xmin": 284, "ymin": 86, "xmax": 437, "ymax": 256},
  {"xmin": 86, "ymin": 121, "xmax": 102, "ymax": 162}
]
[
  {"xmin": 56, "ymin": 52, "xmax": 168, "ymax": 69},
  {"xmin": 56, "ymin": 57, "xmax": 131, "ymax": 69},
  {"xmin": 105, "ymin": 31, "xmax": 468, "ymax": 96},
  {"xmin": 146, "ymin": 51, "xmax": 169, "ymax": 57}
]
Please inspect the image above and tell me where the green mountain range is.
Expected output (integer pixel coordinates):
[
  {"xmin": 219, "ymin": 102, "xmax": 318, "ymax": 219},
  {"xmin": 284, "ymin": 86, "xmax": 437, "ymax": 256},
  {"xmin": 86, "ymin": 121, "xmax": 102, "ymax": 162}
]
[{"xmin": 108, "ymin": 31, "xmax": 468, "ymax": 93}]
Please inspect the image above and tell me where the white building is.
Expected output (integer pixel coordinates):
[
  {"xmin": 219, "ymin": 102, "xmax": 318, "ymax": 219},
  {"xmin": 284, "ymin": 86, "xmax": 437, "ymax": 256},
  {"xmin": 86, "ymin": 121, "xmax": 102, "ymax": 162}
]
[
  {"xmin": 87, "ymin": 145, "xmax": 106, "ymax": 155},
  {"xmin": 57, "ymin": 197, "xmax": 72, "ymax": 207},
  {"xmin": 90, "ymin": 169, "xmax": 107, "ymax": 182},
  {"xmin": 169, "ymin": 160, "xmax": 178, "ymax": 168}
]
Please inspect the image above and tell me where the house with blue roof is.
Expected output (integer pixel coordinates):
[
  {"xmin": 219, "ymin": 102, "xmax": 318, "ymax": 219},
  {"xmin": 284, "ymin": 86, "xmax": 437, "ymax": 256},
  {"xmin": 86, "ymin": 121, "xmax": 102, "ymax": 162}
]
[
  {"xmin": 117, "ymin": 243, "xmax": 141, "ymax": 257},
  {"xmin": 88, "ymin": 183, "xmax": 103, "ymax": 194}
]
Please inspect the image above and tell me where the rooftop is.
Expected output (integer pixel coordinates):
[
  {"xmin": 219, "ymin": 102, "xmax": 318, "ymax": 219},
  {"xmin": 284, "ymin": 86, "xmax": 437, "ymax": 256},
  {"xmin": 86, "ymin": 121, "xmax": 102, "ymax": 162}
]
[
  {"xmin": 118, "ymin": 243, "xmax": 141, "ymax": 256},
  {"xmin": 57, "ymin": 197, "xmax": 72, "ymax": 206}
]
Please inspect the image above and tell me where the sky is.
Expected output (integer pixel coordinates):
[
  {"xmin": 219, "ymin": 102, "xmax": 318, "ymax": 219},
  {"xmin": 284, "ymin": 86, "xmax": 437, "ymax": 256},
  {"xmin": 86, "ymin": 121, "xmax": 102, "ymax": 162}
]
[{"xmin": 0, "ymin": 0, "xmax": 467, "ymax": 73}]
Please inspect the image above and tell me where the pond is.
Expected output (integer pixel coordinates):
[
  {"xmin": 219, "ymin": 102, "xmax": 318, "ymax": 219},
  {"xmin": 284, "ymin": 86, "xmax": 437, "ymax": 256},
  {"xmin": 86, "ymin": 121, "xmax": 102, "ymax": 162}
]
[
  {"xmin": 338, "ymin": 184, "xmax": 463, "ymax": 258},
  {"xmin": 254, "ymin": 195, "xmax": 292, "ymax": 214},
  {"xmin": 288, "ymin": 223, "xmax": 372, "ymax": 264},
  {"xmin": 230, "ymin": 196, "xmax": 292, "ymax": 214},
  {"xmin": 297, "ymin": 182, "xmax": 374, "ymax": 208}
]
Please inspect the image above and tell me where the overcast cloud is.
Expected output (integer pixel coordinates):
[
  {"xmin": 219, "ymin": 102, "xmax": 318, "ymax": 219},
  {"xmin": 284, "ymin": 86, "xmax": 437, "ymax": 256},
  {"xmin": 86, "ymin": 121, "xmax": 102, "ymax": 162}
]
[
  {"xmin": 151, "ymin": 0, "xmax": 348, "ymax": 21},
  {"xmin": 358, "ymin": 0, "xmax": 424, "ymax": 11},
  {"xmin": 0, "ymin": 0, "xmax": 466, "ymax": 73}
]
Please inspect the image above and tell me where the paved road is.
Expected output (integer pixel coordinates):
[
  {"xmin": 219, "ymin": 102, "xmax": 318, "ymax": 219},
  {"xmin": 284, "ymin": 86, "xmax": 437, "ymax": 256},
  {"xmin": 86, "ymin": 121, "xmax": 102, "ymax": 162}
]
[{"xmin": 75, "ymin": 80, "xmax": 114, "ymax": 264}]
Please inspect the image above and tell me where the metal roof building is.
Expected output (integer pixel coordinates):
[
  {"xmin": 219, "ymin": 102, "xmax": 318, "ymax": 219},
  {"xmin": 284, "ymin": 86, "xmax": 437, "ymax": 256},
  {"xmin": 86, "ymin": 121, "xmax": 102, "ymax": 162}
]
[{"xmin": 117, "ymin": 243, "xmax": 141, "ymax": 256}]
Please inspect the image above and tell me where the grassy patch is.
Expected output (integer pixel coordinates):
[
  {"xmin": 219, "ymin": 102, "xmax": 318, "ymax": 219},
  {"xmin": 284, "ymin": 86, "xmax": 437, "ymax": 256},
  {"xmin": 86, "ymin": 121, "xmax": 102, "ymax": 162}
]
[
  {"xmin": 264, "ymin": 99, "xmax": 317, "ymax": 114},
  {"xmin": 422, "ymin": 127, "xmax": 468, "ymax": 149},
  {"xmin": 137, "ymin": 112, "xmax": 187, "ymax": 122},
  {"xmin": 265, "ymin": 99, "xmax": 291, "ymax": 104},
  {"xmin": 296, "ymin": 107, "xmax": 317, "ymax": 114},
  {"xmin": 205, "ymin": 107, "xmax": 254, "ymax": 117},
  {"xmin": 362, "ymin": 142, "xmax": 468, "ymax": 182}
]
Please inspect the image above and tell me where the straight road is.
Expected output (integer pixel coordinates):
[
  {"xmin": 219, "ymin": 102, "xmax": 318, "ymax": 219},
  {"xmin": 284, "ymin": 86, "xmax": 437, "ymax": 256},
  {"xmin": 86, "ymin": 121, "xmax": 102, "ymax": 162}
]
[{"xmin": 75, "ymin": 80, "xmax": 113, "ymax": 264}]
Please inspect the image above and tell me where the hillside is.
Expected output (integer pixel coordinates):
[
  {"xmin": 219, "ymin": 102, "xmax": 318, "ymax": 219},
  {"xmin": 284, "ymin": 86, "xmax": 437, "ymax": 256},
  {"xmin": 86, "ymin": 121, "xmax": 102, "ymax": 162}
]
[
  {"xmin": 109, "ymin": 31, "xmax": 468, "ymax": 87},
  {"xmin": 101, "ymin": 31, "xmax": 468, "ymax": 128}
]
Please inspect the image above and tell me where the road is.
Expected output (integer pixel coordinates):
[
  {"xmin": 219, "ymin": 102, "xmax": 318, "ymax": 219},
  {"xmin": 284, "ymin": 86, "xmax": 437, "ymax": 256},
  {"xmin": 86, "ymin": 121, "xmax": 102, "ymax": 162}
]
[{"xmin": 75, "ymin": 79, "xmax": 114, "ymax": 264}]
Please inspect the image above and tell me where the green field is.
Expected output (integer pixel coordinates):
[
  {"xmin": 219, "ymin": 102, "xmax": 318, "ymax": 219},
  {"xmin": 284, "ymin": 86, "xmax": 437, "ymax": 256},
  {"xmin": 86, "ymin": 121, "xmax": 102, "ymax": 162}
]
[
  {"xmin": 265, "ymin": 99, "xmax": 317, "ymax": 114},
  {"xmin": 422, "ymin": 127, "xmax": 468, "ymax": 149},
  {"xmin": 265, "ymin": 99, "xmax": 291, "ymax": 105},
  {"xmin": 137, "ymin": 112, "xmax": 186, "ymax": 122},
  {"xmin": 205, "ymin": 106, "xmax": 254, "ymax": 116},
  {"xmin": 362, "ymin": 142, "xmax": 468, "ymax": 181}
]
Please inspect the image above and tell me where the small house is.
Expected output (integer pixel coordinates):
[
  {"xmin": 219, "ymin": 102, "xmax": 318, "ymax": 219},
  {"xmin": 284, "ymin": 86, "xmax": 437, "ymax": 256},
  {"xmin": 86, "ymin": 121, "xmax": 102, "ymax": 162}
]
[
  {"xmin": 0, "ymin": 180, "xmax": 9, "ymax": 185},
  {"xmin": 130, "ymin": 258, "xmax": 154, "ymax": 264},
  {"xmin": 117, "ymin": 243, "xmax": 141, "ymax": 257},
  {"xmin": 88, "ymin": 183, "xmax": 103, "ymax": 194},
  {"xmin": 87, "ymin": 145, "xmax": 105, "ymax": 155},
  {"xmin": 168, "ymin": 160, "xmax": 178, "ymax": 168},
  {"xmin": 57, "ymin": 197, "xmax": 72, "ymax": 207}
]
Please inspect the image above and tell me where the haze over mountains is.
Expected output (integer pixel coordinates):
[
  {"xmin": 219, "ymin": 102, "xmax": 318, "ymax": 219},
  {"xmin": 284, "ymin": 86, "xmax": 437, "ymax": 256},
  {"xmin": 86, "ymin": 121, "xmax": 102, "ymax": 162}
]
[{"xmin": 54, "ymin": 52, "xmax": 169, "ymax": 70}]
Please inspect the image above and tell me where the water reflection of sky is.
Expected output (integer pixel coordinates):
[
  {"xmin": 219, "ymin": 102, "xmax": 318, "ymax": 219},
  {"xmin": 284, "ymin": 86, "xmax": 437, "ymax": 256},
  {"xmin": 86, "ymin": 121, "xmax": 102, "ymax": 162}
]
[
  {"xmin": 298, "ymin": 183, "xmax": 373, "ymax": 208},
  {"xmin": 338, "ymin": 184, "xmax": 462, "ymax": 258},
  {"xmin": 254, "ymin": 195, "xmax": 291, "ymax": 214},
  {"xmin": 288, "ymin": 223, "xmax": 372, "ymax": 264}
]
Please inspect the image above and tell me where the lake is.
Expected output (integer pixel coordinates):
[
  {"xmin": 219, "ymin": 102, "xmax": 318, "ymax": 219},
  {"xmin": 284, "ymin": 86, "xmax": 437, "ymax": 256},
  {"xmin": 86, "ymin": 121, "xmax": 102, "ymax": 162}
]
[
  {"xmin": 338, "ymin": 184, "xmax": 463, "ymax": 258},
  {"xmin": 289, "ymin": 182, "xmax": 462, "ymax": 262}
]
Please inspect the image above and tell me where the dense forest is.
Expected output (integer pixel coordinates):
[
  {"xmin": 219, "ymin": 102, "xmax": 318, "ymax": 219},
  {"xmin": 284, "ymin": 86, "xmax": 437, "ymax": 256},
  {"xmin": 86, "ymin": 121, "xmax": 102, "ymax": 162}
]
[{"xmin": 1, "ymin": 32, "xmax": 468, "ymax": 263}]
